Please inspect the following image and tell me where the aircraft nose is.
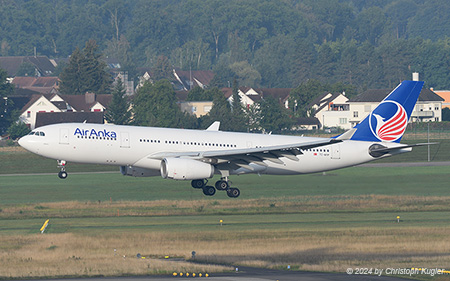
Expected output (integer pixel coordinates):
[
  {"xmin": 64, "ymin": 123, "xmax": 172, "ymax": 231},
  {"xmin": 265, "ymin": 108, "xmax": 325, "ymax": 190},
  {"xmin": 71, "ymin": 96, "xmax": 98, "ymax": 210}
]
[
  {"xmin": 18, "ymin": 136, "xmax": 25, "ymax": 147},
  {"xmin": 18, "ymin": 135, "xmax": 33, "ymax": 151}
]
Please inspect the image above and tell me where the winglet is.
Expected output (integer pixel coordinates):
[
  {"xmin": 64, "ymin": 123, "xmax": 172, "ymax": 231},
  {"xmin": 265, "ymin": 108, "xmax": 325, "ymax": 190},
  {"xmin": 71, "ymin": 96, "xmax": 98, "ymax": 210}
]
[{"xmin": 206, "ymin": 121, "xmax": 220, "ymax": 131}]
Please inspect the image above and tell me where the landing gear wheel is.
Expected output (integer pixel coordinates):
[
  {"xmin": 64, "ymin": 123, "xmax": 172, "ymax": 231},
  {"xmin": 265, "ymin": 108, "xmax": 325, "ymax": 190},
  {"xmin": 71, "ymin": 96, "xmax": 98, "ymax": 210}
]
[
  {"xmin": 227, "ymin": 187, "xmax": 240, "ymax": 198},
  {"xmin": 215, "ymin": 180, "xmax": 229, "ymax": 190},
  {"xmin": 191, "ymin": 179, "xmax": 206, "ymax": 189},
  {"xmin": 202, "ymin": 186, "xmax": 216, "ymax": 196},
  {"xmin": 58, "ymin": 170, "xmax": 68, "ymax": 179}
]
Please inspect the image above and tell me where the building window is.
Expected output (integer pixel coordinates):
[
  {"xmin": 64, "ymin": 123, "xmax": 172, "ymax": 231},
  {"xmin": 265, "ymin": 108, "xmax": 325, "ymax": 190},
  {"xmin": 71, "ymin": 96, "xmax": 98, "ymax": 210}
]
[
  {"xmin": 339, "ymin": 118, "xmax": 347, "ymax": 124},
  {"xmin": 27, "ymin": 111, "xmax": 31, "ymax": 118},
  {"xmin": 192, "ymin": 106, "xmax": 197, "ymax": 113},
  {"xmin": 353, "ymin": 111, "xmax": 358, "ymax": 118}
]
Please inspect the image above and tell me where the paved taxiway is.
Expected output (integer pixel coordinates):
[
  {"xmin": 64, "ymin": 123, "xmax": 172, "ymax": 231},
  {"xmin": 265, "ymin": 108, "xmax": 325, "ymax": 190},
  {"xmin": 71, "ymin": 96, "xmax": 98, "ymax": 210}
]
[{"xmin": 20, "ymin": 267, "xmax": 411, "ymax": 281}]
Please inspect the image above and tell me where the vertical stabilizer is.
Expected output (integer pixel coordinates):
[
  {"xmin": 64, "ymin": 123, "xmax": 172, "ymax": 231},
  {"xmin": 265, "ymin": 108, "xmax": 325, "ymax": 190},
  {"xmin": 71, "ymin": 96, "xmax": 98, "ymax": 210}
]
[{"xmin": 349, "ymin": 80, "xmax": 424, "ymax": 143}]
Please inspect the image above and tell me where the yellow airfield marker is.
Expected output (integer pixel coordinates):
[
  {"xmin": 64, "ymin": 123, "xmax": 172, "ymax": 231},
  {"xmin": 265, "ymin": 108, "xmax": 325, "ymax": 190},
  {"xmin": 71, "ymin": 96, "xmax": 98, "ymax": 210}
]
[{"xmin": 40, "ymin": 219, "xmax": 49, "ymax": 234}]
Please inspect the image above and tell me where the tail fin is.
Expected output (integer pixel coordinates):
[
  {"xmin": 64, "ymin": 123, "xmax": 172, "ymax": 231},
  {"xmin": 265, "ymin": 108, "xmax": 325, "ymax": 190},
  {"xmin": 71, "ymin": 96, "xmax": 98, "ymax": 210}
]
[{"xmin": 349, "ymin": 80, "xmax": 424, "ymax": 143}]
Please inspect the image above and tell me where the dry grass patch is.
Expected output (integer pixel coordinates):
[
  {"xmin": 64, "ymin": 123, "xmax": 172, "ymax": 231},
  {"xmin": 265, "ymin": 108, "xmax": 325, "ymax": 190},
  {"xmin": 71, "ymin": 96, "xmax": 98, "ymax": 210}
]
[
  {"xmin": 3, "ymin": 195, "xmax": 450, "ymax": 219},
  {"xmin": 1, "ymin": 225, "xmax": 449, "ymax": 278},
  {"xmin": 0, "ymin": 233, "xmax": 231, "ymax": 278}
]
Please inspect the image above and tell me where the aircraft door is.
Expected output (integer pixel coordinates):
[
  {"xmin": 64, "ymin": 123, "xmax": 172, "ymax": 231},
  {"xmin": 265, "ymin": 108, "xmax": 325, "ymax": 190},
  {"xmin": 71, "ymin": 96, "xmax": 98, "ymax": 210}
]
[
  {"xmin": 59, "ymin": 128, "xmax": 69, "ymax": 144},
  {"xmin": 120, "ymin": 132, "xmax": 130, "ymax": 148},
  {"xmin": 331, "ymin": 144, "xmax": 340, "ymax": 159}
]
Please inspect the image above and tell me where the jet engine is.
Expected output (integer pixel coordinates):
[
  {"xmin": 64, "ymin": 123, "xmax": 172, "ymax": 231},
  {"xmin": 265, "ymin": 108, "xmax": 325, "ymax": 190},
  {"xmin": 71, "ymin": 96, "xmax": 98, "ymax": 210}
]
[{"xmin": 161, "ymin": 158, "xmax": 215, "ymax": 180}]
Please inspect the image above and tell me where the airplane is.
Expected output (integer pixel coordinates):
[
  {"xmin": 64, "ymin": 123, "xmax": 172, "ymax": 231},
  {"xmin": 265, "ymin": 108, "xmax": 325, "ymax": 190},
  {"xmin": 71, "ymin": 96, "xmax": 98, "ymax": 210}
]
[{"xmin": 19, "ymin": 80, "xmax": 426, "ymax": 198}]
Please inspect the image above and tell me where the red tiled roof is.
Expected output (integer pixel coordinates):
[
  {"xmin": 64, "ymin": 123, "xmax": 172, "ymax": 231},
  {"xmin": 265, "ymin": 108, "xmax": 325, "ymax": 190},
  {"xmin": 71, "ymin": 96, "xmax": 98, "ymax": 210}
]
[
  {"xmin": 60, "ymin": 94, "xmax": 112, "ymax": 111},
  {"xmin": 175, "ymin": 69, "xmax": 215, "ymax": 86},
  {"xmin": 0, "ymin": 56, "xmax": 56, "ymax": 76},
  {"xmin": 12, "ymin": 76, "xmax": 59, "ymax": 94}
]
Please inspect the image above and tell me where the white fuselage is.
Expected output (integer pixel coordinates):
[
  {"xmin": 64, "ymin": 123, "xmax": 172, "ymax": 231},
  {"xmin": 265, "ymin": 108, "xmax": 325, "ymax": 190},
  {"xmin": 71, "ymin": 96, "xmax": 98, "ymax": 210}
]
[{"xmin": 18, "ymin": 123, "xmax": 409, "ymax": 177}]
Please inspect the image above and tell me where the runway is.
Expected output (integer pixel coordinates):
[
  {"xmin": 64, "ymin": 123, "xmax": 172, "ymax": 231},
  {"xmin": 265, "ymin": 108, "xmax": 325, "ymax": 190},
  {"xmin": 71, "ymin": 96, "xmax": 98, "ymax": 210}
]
[{"xmin": 20, "ymin": 266, "xmax": 411, "ymax": 281}]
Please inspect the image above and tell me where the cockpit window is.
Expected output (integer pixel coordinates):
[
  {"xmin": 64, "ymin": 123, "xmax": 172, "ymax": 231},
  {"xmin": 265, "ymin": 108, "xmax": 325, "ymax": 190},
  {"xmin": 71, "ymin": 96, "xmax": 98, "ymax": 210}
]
[{"xmin": 28, "ymin": 131, "xmax": 45, "ymax": 136}]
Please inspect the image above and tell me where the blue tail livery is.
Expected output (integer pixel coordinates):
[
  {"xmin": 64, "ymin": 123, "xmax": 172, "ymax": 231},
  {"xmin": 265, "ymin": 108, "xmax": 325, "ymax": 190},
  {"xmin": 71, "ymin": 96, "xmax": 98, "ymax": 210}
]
[{"xmin": 349, "ymin": 80, "xmax": 424, "ymax": 143}]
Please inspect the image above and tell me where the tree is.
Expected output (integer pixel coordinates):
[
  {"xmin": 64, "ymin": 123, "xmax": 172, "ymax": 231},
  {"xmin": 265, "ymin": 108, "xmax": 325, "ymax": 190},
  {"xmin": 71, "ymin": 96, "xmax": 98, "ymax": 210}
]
[
  {"xmin": 132, "ymin": 80, "xmax": 189, "ymax": 128},
  {"xmin": 201, "ymin": 88, "xmax": 235, "ymax": 131},
  {"xmin": 229, "ymin": 61, "xmax": 261, "ymax": 87},
  {"xmin": 442, "ymin": 108, "xmax": 450, "ymax": 122},
  {"xmin": 105, "ymin": 77, "xmax": 131, "ymax": 125},
  {"xmin": 0, "ymin": 67, "xmax": 14, "ymax": 134},
  {"xmin": 16, "ymin": 62, "xmax": 36, "ymax": 76},
  {"xmin": 186, "ymin": 86, "xmax": 216, "ymax": 101},
  {"xmin": 152, "ymin": 55, "xmax": 173, "ymax": 81},
  {"xmin": 230, "ymin": 78, "xmax": 246, "ymax": 131},
  {"xmin": 289, "ymin": 79, "xmax": 324, "ymax": 117},
  {"xmin": 7, "ymin": 121, "xmax": 30, "ymax": 140},
  {"xmin": 59, "ymin": 40, "xmax": 111, "ymax": 95},
  {"xmin": 258, "ymin": 95, "xmax": 293, "ymax": 133}
]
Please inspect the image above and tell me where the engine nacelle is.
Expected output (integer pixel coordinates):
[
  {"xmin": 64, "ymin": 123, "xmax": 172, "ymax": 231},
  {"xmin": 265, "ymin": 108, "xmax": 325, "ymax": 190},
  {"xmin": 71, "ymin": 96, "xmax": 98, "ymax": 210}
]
[
  {"xmin": 160, "ymin": 158, "xmax": 214, "ymax": 180},
  {"xmin": 120, "ymin": 166, "xmax": 161, "ymax": 177}
]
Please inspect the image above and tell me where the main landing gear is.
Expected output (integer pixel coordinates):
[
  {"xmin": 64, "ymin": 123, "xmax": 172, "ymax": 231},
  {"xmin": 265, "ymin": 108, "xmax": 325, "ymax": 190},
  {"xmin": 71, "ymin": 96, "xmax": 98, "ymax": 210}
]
[
  {"xmin": 57, "ymin": 160, "xmax": 68, "ymax": 179},
  {"xmin": 191, "ymin": 178, "xmax": 240, "ymax": 198}
]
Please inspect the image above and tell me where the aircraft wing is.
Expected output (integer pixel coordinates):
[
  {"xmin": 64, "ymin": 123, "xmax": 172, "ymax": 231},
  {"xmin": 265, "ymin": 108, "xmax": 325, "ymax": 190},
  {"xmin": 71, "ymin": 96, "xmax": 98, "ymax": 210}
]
[{"xmin": 148, "ymin": 138, "xmax": 341, "ymax": 170}]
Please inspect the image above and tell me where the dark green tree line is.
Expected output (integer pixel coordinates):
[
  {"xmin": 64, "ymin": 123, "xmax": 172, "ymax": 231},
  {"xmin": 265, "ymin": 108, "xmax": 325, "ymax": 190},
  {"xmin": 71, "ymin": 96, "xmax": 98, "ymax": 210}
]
[{"xmin": 59, "ymin": 40, "xmax": 111, "ymax": 95}]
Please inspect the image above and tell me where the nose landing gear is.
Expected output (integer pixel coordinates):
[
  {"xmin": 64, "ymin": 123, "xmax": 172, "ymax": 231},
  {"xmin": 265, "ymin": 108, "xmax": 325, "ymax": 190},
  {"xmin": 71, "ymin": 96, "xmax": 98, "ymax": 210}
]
[{"xmin": 57, "ymin": 160, "xmax": 68, "ymax": 179}]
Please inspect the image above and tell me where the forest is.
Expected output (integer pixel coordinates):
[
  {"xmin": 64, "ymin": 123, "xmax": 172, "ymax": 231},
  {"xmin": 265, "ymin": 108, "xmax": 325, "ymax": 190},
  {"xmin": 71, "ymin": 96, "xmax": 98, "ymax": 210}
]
[{"xmin": 1, "ymin": 0, "xmax": 450, "ymax": 90}]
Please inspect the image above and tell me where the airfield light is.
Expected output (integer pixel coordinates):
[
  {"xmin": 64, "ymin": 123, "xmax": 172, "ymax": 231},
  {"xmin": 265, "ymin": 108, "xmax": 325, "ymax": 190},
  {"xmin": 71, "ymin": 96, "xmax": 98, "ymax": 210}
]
[
  {"xmin": 172, "ymin": 272, "xmax": 177, "ymax": 276},
  {"xmin": 397, "ymin": 216, "xmax": 400, "ymax": 223},
  {"xmin": 199, "ymin": 273, "xmax": 202, "ymax": 277},
  {"xmin": 219, "ymin": 219, "xmax": 223, "ymax": 226}
]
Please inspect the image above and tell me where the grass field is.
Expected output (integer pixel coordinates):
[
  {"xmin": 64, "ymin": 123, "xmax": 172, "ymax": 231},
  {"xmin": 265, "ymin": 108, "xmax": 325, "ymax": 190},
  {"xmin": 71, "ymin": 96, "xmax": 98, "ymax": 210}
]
[{"xmin": 1, "ymin": 137, "xmax": 450, "ymax": 280}]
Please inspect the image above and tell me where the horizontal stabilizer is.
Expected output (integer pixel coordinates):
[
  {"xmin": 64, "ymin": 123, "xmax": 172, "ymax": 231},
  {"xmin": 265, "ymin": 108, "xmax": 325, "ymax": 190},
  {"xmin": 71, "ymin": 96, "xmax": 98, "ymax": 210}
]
[{"xmin": 369, "ymin": 142, "xmax": 437, "ymax": 157}]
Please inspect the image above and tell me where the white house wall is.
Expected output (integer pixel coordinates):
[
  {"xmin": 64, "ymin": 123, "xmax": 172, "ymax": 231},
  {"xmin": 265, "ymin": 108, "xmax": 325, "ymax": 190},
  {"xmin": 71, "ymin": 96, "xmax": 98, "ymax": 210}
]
[
  {"xmin": 320, "ymin": 110, "xmax": 353, "ymax": 130},
  {"xmin": 320, "ymin": 101, "xmax": 442, "ymax": 129},
  {"xmin": 20, "ymin": 96, "xmax": 61, "ymax": 129}
]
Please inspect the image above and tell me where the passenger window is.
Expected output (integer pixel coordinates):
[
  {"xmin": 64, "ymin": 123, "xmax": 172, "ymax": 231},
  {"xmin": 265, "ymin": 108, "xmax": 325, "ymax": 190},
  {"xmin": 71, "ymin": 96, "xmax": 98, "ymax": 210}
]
[{"xmin": 40, "ymin": 132, "xmax": 45, "ymax": 136}]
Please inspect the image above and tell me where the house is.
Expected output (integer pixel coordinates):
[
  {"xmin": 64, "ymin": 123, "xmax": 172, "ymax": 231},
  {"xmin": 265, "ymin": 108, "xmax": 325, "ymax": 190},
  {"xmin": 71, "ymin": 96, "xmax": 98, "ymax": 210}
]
[
  {"xmin": 433, "ymin": 90, "xmax": 450, "ymax": 108},
  {"xmin": 19, "ymin": 92, "xmax": 112, "ymax": 129},
  {"xmin": 172, "ymin": 69, "xmax": 215, "ymax": 91},
  {"xmin": 179, "ymin": 101, "xmax": 214, "ymax": 117},
  {"xmin": 318, "ymin": 87, "xmax": 444, "ymax": 130},
  {"xmin": 222, "ymin": 87, "xmax": 291, "ymax": 109},
  {"xmin": 293, "ymin": 117, "xmax": 321, "ymax": 130},
  {"xmin": 310, "ymin": 92, "xmax": 349, "ymax": 129},
  {"xmin": 114, "ymin": 72, "xmax": 135, "ymax": 96},
  {"xmin": 0, "ymin": 56, "xmax": 57, "ymax": 77},
  {"xmin": 349, "ymin": 87, "xmax": 443, "ymax": 125},
  {"xmin": 11, "ymin": 76, "xmax": 59, "ymax": 94},
  {"xmin": 136, "ymin": 68, "xmax": 215, "ymax": 91}
]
